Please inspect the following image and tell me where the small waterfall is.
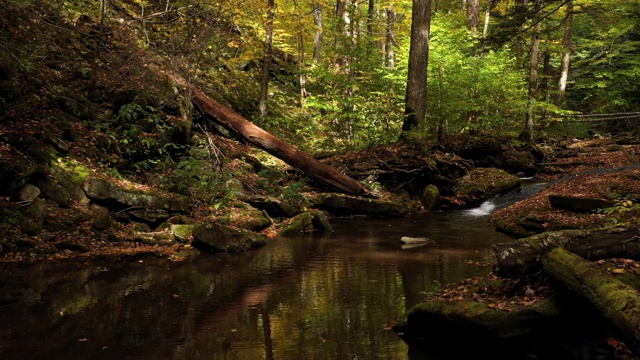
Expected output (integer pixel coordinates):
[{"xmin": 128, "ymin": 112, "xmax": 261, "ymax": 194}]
[
  {"xmin": 465, "ymin": 179, "xmax": 549, "ymax": 217},
  {"xmin": 466, "ymin": 200, "xmax": 497, "ymax": 216}
]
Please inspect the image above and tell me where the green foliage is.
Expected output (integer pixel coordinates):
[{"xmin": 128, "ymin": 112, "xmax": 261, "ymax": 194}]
[
  {"xmin": 412, "ymin": 14, "xmax": 527, "ymax": 138},
  {"xmin": 161, "ymin": 158, "xmax": 235, "ymax": 210},
  {"xmin": 281, "ymin": 180, "xmax": 308, "ymax": 209},
  {"xmin": 597, "ymin": 193, "xmax": 640, "ymax": 226},
  {"xmin": 98, "ymin": 103, "xmax": 185, "ymax": 172},
  {"xmin": 569, "ymin": 1, "xmax": 640, "ymax": 112}
]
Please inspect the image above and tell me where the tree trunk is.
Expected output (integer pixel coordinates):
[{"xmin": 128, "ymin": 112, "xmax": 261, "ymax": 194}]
[
  {"xmin": 492, "ymin": 228, "xmax": 640, "ymax": 277},
  {"xmin": 385, "ymin": 6, "xmax": 396, "ymax": 69},
  {"xmin": 258, "ymin": 0, "xmax": 276, "ymax": 123},
  {"xmin": 467, "ymin": 0, "xmax": 480, "ymax": 32},
  {"xmin": 168, "ymin": 74, "xmax": 374, "ymax": 197},
  {"xmin": 556, "ymin": 0, "xmax": 573, "ymax": 108},
  {"xmin": 313, "ymin": 2, "xmax": 324, "ymax": 63},
  {"xmin": 541, "ymin": 247, "xmax": 640, "ymax": 357},
  {"xmin": 480, "ymin": 0, "xmax": 491, "ymax": 55},
  {"xmin": 519, "ymin": 0, "xmax": 542, "ymax": 144},
  {"xmin": 293, "ymin": 0, "xmax": 307, "ymax": 105},
  {"xmin": 401, "ymin": 0, "xmax": 432, "ymax": 138}
]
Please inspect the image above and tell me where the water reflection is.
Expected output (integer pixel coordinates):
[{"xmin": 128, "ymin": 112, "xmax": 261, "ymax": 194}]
[{"xmin": 0, "ymin": 210, "xmax": 514, "ymax": 360}]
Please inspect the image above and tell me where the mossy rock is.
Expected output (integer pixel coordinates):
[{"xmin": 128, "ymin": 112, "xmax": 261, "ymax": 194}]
[
  {"xmin": 308, "ymin": 193, "xmax": 410, "ymax": 217},
  {"xmin": 84, "ymin": 177, "xmax": 190, "ymax": 212},
  {"xmin": 420, "ymin": 184, "xmax": 440, "ymax": 211},
  {"xmin": 453, "ymin": 168, "xmax": 521, "ymax": 207},
  {"xmin": 393, "ymin": 296, "xmax": 562, "ymax": 341},
  {"xmin": 312, "ymin": 210, "xmax": 333, "ymax": 233},
  {"xmin": 279, "ymin": 212, "xmax": 314, "ymax": 236},
  {"xmin": 192, "ymin": 223, "xmax": 266, "ymax": 252},
  {"xmin": 170, "ymin": 224, "xmax": 195, "ymax": 243},
  {"xmin": 223, "ymin": 203, "xmax": 271, "ymax": 231}
]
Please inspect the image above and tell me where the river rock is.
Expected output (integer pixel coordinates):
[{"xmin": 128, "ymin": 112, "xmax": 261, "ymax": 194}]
[
  {"xmin": 12, "ymin": 183, "xmax": 40, "ymax": 203},
  {"xmin": 420, "ymin": 184, "xmax": 440, "ymax": 211},
  {"xmin": 238, "ymin": 193, "xmax": 301, "ymax": 218},
  {"xmin": 308, "ymin": 193, "xmax": 410, "ymax": 217},
  {"xmin": 452, "ymin": 168, "xmax": 521, "ymax": 207},
  {"xmin": 192, "ymin": 223, "xmax": 266, "ymax": 252},
  {"xmin": 312, "ymin": 210, "xmax": 333, "ymax": 233}
]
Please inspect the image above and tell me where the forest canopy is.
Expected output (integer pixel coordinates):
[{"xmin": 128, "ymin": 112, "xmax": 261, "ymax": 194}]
[{"xmin": 2, "ymin": 0, "xmax": 639, "ymax": 151}]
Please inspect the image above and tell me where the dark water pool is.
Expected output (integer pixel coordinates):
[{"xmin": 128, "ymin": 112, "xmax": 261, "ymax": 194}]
[{"xmin": 0, "ymin": 198, "xmax": 622, "ymax": 359}]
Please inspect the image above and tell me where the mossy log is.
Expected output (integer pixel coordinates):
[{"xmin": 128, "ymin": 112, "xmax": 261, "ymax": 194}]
[
  {"xmin": 168, "ymin": 73, "xmax": 373, "ymax": 198},
  {"xmin": 541, "ymin": 247, "xmax": 640, "ymax": 357},
  {"xmin": 493, "ymin": 228, "xmax": 640, "ymax": 277}
]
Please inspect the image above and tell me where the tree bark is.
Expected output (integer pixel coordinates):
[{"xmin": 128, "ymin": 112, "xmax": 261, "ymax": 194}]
[
  {"xmin": 556, "ymin": 0, "xmax": 573, "ymax": 108},
  {"xmin": 480, "ymin": 0, "xmax": 491, "ymax": 55},
  {"xmin": 541, "ymin": 247, "xmax": 640, "ymax": 357},
  {"xmin": 313, "ymin": 2, "xmax": 324, "ymax": 63},
  {"xmin": 492, "ymin": 228, "xmax": 640, "ymax": 277},
  {"xmin": 385, "ymin": 5, "xmax": 396, "ymax": 69},
  {"xmin": 258, "ymin": 0, "xmax": 276, "ymax": 123},
  {"xmin": 467, "ymin": 0, "xmax": 480, "ymax": 32},
  {"xmin": 169, "ymin": 74, "xmax": 374, "ymax": 197},
  {"xmin": 401, "ymin": 0, "xmax": 432, "ymax": 137},
  {"xmin": 519, "ymin": 0, "xmax": 542, "ymax": 144}
]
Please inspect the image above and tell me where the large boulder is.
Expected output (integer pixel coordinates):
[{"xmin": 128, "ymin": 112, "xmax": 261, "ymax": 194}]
[
  {"xmin": 83, "ymin": 177, "xmax": 190, "ymax": 211},
  {"xmin": 192, "ymin": 223, "xmax": 266, "ymax": 252}
]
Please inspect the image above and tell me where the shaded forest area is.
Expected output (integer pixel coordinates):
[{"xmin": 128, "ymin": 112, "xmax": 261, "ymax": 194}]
[{"xmin": 1, "ymin": 0, "xmax": 640, "ymax": 357}]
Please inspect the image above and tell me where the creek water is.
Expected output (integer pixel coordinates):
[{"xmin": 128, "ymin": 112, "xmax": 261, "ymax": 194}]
[{"xmin": 0, "ymin": 181, "xmax": 618, "ymax": 360}]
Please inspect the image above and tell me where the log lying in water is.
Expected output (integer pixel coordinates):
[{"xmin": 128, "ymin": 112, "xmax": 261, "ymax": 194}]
[
  {"xmin": 492, "ymin": 228, "xmax": 640, "ymax": 276},
  {"xmin": 541, "ymin": 247, "xmax": 640, "ymax": 357}
]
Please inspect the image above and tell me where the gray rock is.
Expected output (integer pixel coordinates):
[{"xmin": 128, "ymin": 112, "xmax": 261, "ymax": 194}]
[
  {"xmin": 83, "ymin": 177, "xmax": 190, "ymax": 211},
  {"xmin": 192, "ymin": 223, "xmax": 266, "ymax": 252},
  {"xmin": 15, "ymin": 183, "xmax": 40, "ymax": 202}
]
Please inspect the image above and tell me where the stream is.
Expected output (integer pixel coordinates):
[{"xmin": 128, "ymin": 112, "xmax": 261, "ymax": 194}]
[{"xmin": 0, "ymin": 180, "xmax": 617, "ymax": 359}]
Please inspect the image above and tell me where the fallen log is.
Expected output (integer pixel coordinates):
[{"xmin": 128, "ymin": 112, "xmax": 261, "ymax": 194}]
[
  {"xmin": 168, "ymin": 73, "xmax": 374, "ymax": 198},
  {"xmin": 492, "ymin": 228, "xmax": 640, "ymax": 277},
  {"xmin": 541, "ymin": 247, "xmax": 640, "ymax": 357}
]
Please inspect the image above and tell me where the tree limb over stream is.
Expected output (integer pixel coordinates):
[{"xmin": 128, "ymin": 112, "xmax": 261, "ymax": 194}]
[{"xmin": 167, "ymin": 73, "xmax": 375, "ymax": 198}]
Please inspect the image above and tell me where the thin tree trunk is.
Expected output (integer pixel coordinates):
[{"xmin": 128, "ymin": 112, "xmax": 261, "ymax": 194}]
[
  {"xmin": 258, "ymin": 0, "xmax": 275, "ymax": 123},
  {"xmin": 520, "ymin": 0, "xmax": 542, "ymax": 144},
  {"xmin": 367, "ymin": 0, "xmax": 375, "ymax": 36},
  {"xmin": 556, "ymin": 0, "xmax": 573, "ymax": 108},
  {"xmin": 313, "ymin": 2, "xmax": 324, "ymax": 63},
  {"xmin": 334, "ymin": 0, "xmax": 348, "ymax": 70},
  {"xmin": 401, "ymin": 0, "xmax": 432, "ymax": 138},
  {"xmin": 294, "ymin": 0, "xmax": 307, "ymax": 105},
  {"xmin": 480, "ymin": 0, "xmax": 491, "ymax": 55},
  {"xmin": 168, "ymin": 73, "xmax": 374, "ymax": 197},
  {"xmin": 385, "ymin": 6, "xmax": 396, "ymax": 69}
]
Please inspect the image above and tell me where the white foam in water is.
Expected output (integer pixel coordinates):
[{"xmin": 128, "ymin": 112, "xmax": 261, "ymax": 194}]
[{"xmin": 466, "ymin": 199, "xmax": 496, "ymax": 216}]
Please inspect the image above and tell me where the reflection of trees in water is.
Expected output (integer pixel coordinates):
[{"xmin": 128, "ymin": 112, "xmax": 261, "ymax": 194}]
[{"xmin": 1, "ymin": 218, "xmax": 500, "ymax": 360}]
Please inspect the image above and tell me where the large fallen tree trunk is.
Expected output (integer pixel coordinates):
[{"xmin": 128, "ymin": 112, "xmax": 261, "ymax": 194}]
[
  {"xmin": 492, "ymin": 228, "xmax": 640, "ymax": 277},
  {"xmin": 168, "ymin": 74, "xmax": 374, "ymax": 197},
  {"xmin": 541, "ymin": 247, "xmax": 640, "ymax": 357}
]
